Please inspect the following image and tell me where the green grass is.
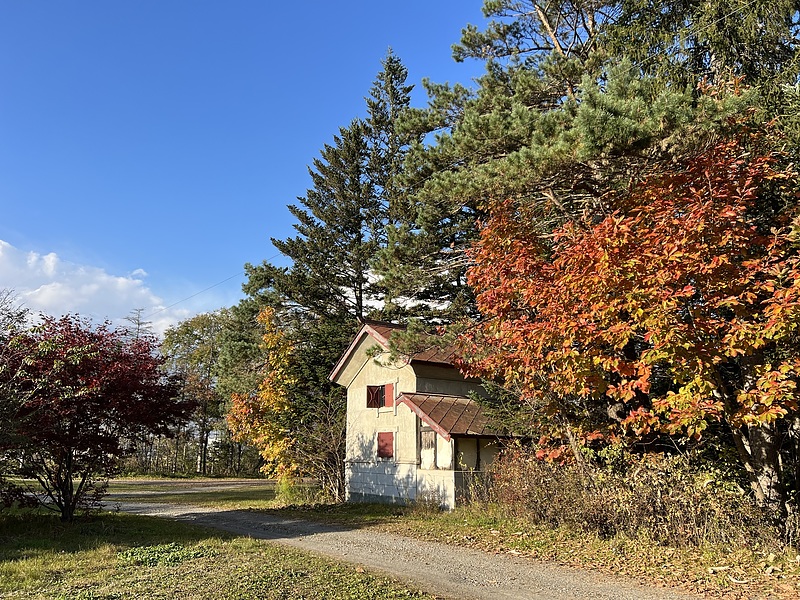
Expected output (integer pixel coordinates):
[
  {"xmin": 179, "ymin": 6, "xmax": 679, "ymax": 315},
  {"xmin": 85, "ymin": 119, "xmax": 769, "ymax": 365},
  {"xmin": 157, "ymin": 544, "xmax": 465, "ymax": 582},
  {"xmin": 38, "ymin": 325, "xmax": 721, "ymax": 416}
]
[
  {"xmin": 0, "ymin": 510, "xmax": 433, "ymax": 599},
  {"xmin": 108, "ymin": 488, "xmax": 280, "ymax": 509},
  {"xmin": 107, "ymin": 479, "xmax": 317, "ymax": 510}
]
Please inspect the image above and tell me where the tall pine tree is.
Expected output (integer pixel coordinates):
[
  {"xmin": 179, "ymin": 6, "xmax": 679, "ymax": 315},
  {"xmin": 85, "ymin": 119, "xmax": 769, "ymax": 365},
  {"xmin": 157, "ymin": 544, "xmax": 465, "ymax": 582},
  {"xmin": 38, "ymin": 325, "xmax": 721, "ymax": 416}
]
[
  {"xmin": 376, "ymin": 0, "xmax": 613, "ymax": 323},
  {"xmin": 365, "ymin": 49, "xmax": 416, "ymax": 229},
  {"xmin": 604, "ymin": 0, "xmax": 800, "ymax": 91},
  {"xmin": 267, "ymin": 118, "xmax": 379, "ymax": 321}
]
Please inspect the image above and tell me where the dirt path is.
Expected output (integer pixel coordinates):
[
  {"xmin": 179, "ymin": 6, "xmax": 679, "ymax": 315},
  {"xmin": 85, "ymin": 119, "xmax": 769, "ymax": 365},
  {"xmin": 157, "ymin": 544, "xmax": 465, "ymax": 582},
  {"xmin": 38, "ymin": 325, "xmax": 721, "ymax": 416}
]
[{"xmin": 110, "ymin": 499, "xmax": 698, "ymax": 600}]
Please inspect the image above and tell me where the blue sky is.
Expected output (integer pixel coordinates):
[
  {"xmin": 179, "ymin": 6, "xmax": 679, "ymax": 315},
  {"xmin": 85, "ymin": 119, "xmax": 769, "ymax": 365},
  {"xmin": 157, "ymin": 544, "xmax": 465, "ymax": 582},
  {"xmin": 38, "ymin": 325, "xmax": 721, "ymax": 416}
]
[{"xmin": 0, "ymin": 1, "xmax": 487, "ymax": 334}]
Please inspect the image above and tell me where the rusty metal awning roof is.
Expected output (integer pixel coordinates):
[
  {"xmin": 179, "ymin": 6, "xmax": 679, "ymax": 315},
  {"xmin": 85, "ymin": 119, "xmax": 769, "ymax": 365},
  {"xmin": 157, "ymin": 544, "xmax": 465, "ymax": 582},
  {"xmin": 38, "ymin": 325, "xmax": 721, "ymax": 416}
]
[{"xmin": 398, "ymin": 392, "xmax": 496, "ymax": 442}]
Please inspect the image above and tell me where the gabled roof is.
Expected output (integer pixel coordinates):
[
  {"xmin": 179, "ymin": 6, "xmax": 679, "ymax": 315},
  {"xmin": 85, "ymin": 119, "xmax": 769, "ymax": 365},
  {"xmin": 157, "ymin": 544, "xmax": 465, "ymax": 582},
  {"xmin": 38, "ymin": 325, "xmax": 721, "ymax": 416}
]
[
  {"xmin": 329, "ymin": 320, "xmax": 459, "ymax": 383},
  {"xmin": 398, "ymin": 392, "xmax": 496, "ymax": 442}
]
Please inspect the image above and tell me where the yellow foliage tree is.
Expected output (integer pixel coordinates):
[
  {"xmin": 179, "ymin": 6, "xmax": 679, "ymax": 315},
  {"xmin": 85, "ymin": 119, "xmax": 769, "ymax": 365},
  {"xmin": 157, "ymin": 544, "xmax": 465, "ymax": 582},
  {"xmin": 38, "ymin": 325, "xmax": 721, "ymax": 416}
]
[{"xmin": 227, "ymin": 307, "xmax": 297, "ymax": 478}]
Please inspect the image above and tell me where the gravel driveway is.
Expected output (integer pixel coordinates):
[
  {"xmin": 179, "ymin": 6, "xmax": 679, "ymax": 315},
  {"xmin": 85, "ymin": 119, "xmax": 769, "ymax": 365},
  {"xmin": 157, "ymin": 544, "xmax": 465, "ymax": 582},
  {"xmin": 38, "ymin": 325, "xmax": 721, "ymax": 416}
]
[{"xmin": 110, "ymin": 499, "xmax": 698, "ymax": 600}]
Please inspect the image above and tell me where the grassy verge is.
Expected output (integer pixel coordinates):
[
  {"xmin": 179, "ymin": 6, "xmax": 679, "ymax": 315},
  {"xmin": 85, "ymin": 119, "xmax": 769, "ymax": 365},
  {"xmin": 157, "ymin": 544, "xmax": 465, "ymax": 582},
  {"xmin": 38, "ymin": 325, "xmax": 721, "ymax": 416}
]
[
  {"xmin": 261, "ymin": 501, "xmax": 800, "ymax": 600},
  {"xmin": 0, "ymin": 509, "xmax": 432, "ymax": 599}
]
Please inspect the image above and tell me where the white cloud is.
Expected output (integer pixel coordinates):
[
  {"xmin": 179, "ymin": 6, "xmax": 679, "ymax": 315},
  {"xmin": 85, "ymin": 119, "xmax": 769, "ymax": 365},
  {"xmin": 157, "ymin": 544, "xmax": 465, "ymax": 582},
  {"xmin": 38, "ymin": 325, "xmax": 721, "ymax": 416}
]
[{"xmin": 0, "ymin": 239, "xmax": 189, "ymax": 336}]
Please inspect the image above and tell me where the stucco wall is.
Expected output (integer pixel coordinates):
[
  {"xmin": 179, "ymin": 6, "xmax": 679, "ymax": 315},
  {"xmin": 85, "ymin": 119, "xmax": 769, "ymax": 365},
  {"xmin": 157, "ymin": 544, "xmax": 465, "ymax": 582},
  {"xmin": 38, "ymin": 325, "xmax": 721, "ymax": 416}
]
[
  {"xmin": 346, "ymin": 461, "xmax": 417, "ymax": 503},
  {"xmin": 417, "ymin": 468, "xmax": 456, "ymax": 508},
  {"xmin": 455, "ymin": 437, "xmax": 500, "ymax": 470}
]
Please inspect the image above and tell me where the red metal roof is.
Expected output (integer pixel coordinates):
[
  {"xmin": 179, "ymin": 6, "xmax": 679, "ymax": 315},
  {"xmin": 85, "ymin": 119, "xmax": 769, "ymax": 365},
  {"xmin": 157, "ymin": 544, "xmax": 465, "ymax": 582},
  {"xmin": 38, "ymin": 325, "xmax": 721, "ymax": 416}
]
[
  {"xmin": 408, "ymin": 343, "xmax": 460, "ymax": 366},
  {"xmin": 329, "ymin": 321, "xmax": 460, "ymax": 382},
  {"xmin": 362, "ymin": 320, "xmax": 459, "ymax": 366},
  {"xmin": 397, "ymin": 393, "xmax": 496, "ymax": 441}
]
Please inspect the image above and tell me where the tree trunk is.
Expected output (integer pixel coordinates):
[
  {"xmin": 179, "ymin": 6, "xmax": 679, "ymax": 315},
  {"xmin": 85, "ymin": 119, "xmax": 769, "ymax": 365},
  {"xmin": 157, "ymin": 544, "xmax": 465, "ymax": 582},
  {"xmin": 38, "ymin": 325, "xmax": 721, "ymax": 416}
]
[
  {"xmin": 59, "ymin": 450, "xmax": 75, "ymax": 522},
  {"xmin": 791, "ymin": 417, "xmax": 800, "ymax": 501},
  {"xmin": 173, "ymin": 427, "xmax": 181, "ymax": 474},
  {"xmin": 718, "ymin": 357, "xmax": 787, "ymax": 517},
  {"xmin": 747, "ymin": 422, "xmax": 785, "ymax": 515},
  {"xmin": 197, "ymin": 426, "xmax": 209, "ymax": 475}
]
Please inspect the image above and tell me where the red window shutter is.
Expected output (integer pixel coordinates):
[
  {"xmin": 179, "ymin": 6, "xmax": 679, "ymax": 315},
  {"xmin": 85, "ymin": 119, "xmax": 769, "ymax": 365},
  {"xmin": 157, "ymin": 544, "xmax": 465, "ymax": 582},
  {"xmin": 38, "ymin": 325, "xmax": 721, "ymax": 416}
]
[
  {"xmin": 377, "ymin": 432, "xmax": 394, "ymax": 458},
  {"xmin": 384, "ymin": 383, "xmax": 394, "ymax": 407}
]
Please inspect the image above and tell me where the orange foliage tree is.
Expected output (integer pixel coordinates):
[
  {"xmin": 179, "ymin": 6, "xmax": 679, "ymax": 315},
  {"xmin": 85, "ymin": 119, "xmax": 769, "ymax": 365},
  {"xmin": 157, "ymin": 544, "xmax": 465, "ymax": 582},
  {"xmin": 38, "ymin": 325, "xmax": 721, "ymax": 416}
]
[{"xmin": 459, "ymin": 130, "xmax": 800, "ymax": 515}]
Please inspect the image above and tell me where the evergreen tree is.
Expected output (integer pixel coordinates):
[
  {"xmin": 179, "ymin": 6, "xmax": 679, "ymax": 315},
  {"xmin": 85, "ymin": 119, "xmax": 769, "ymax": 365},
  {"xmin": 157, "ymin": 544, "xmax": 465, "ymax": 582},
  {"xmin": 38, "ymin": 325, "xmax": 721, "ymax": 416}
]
[
  {"xmin": 365, "ymin": 49, "xmax": 416, "ymax": 228},
  {"xmin": 387, "ymin": 0, "xmax": 788, "ymax": 323},
  {"xmin": 363, "ymin": 51, "xmax": 422, "ymax": 318},
  {"xmin": 379, "ymin": 0, "xmax": 620, "ymax": 323},
  {"xmin": 266, "ymin": 118, "xmax": 379, "ymax": 322},
  {"xmin": 234, "ymin": 116, "xmax": 376, "ymax": 492},
  {"xmin": 604, "ymin": 0, "xmax": 800, "ymax": 91},
  {"xmin": 215, "ymin": 301, "xmax": 266, "ymax": 403},
  {"xmin": 123, "ymin": 308, "xmax": 153, "ymax": 341}
]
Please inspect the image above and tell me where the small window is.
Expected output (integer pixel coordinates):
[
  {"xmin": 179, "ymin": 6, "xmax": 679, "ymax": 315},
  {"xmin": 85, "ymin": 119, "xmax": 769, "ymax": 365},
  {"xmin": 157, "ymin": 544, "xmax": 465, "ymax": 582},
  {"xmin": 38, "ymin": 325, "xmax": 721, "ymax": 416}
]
[
  {"xmin": 367, "ymin": 383, "xmax": 394, "ymax": 408},
  {"xmin": 367, "ymin": 385, "xmax": 384, "ymax": 408},
  {"xmin": 377, "ymin": 431, "xmax": 394, "ymax": 459}
]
